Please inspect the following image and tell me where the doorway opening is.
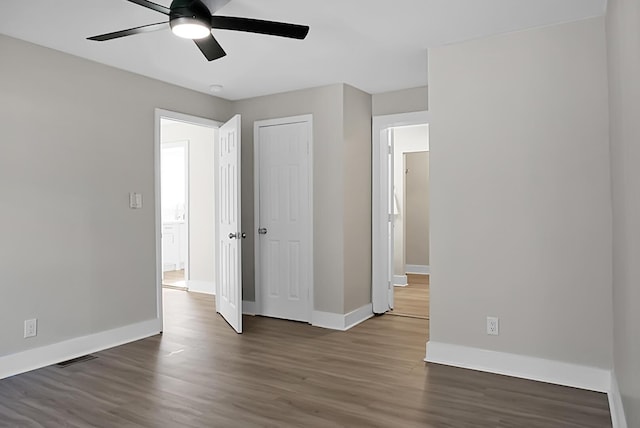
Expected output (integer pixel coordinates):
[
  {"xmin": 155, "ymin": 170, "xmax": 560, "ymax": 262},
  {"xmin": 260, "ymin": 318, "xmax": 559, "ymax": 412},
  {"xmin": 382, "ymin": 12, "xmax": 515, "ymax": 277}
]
[
  {"xmin": 160, "ymin": 140, "xmax": 189, "ymax": 289},
  {"xmin": 155, "ymin": 110, "xmax": 245, "ymax": 334},
  {"xmin": 160, "ymin": 117, "xmax": 218, "ymax": 295},
  {"xmin": 371, "ymin": 111, "xmax": 429, "ymax": 318},
  {"xmin": 389, "ymin": 133, "xmax": 429, "ymax": 320},
  {"xmin": 155, "ymin": 110, "xmax": 222, "ymax": 325}
]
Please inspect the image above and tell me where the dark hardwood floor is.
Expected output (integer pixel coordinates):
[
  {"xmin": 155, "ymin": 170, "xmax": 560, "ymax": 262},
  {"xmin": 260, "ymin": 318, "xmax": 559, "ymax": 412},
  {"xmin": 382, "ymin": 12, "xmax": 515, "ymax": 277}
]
[{"xmin": 0, "ymin": 289, "xmax": 611, "ymax": 427}]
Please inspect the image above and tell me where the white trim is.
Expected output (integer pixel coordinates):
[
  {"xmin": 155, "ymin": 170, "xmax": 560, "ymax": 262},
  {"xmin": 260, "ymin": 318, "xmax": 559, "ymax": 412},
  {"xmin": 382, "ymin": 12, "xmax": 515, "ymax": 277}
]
[
  {"xmin": 254, "ymin": 115, "xmax": 314, "ymax": 322},
  {"xmin": 154, "ymin": 109, "xmax": 222, "ymax": 327},
  {"xmin": 156, "ymin": 109, "xmax": 222, "ymax": 128},
  {"xmin": 185, "ymin": 280, "xmax": 215, "ymax": 295},
  {"xmin": 253, "ymin": 121, "xmax": 260, "ymax": 315},
  {"xmin": 0, "ymin": 319, "xmax": 161, "ymax": 380},
  {"xmin": 344, "ymin": 304, "xmax": 374, "ymax": 330},
  {"xmin": 372, "ymin": 111, "xmax": 429, "ymax": 314},
  {"xmin": 608, "ymin": 374, "xmax": 628, "ymax": 428},
  {"xmin": 425, "ymin": 341, "xmax": 611, "ymax": 393},
  {"xmin": 154, "ymin": 112, "xmax": 164, "ymax": 324},
  {"xmin": 182, "ymin": 139, "xmax": 190, "ymax": 281},
  {"xmin": 311, "ymin": 311, "xmax": 344, "ymax": 330},
  {"xmin": 242, "ymin": 300, "xmax": 258, "ymax": 315},
  {"xmin": 312, "ymin": 304, "xmax": 374, "ymax": 331},
  {"xmin": 406, "ymin": 264, "xmax": 430, "ymax": 274},
  {"xmin": 393, "ymin": 275, "xmax": 408, "ymax": 286}
]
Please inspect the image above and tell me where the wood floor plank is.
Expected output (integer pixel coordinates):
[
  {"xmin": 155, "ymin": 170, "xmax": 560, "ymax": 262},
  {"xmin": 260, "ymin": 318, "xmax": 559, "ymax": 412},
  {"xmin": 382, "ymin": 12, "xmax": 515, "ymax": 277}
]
[
  {"xmin": 0, "ymin": 289, "xmax": 611, "ymax": 427},
  {"xmin": 392, "ymin": 273, "xmax": 430, "ymax": 319},
  {"xmin": 162, "ymin": 269, "xmax": 185, "ymax": 288}
]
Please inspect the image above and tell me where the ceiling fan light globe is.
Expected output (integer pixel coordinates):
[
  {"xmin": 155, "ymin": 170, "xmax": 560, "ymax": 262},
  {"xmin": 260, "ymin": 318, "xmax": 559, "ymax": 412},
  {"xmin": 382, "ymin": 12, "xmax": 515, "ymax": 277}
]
[{"xmin": 171, "ymin": 20, "xmax": 211, "ymax": 39}]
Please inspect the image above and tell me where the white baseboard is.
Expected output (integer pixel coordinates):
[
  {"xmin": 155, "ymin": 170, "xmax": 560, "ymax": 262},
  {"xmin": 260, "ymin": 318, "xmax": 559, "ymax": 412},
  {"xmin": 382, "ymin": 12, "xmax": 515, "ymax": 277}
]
[
  {"xmin": 313, "ymin": 303, "xmax": 373, "ymax": 331},
  {"xmin": 406, "ymin": 264, "xmax": 429, "ymax": 274},
  {"xmin": 312, "ymin": 311, "xmax": 345, "ymax": 330},
  {"xmin": 0, "ymin": 318, "xmax": 162, "ymax": 380},
  {"xmin": 186, "ymin": 280, "xmax": 215, "ymax": 295},
  {"xmin": 242, "ymin": 300, "xmax": 258, "ymax": 315},
  {"xmin": 425, "ymin": 341, "xmax": 611, "ymax": 393},
  {"xmin": 393, "ymin": 275, "xmax": 408, "ymax": 287},
  {"xmin": 241, "ymin": 301, "xmax": 374, "ymax": 330},
  {"xmin": 608, "ymin": 373, "xmax": 628, "ymax": 428},
  {"xmin": 344, "ymin": 303, "xmax": 374, "ymax": 330}
]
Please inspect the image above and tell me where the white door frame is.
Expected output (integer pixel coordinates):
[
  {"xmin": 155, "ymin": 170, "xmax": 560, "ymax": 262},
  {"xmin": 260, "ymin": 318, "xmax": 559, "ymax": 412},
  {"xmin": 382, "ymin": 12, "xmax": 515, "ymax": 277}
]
[
  {"xmin": 253, "ymin": 114, "xmax": 314, "ymax": 321},
  {"xmin": 154, "ymin": 109, "xmax": 222, "ymax": 327},
  {"xmin": 371, "ymin": 111, "xmax": 429, "ymax": 314}
]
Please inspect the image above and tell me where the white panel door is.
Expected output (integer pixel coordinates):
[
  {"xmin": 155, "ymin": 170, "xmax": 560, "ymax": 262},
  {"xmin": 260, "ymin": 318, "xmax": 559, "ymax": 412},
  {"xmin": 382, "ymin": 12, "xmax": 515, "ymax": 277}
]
[
  {"xmin": 257, "ymin": 120, "xmax": 311, "ymax": 322},
  {"xmin": 216, "ymin": 115, "xmax": 242, "ymax": 333},
  {"xmin": 387, "ymin": 130, "xmax": 395, "ymax": 309}
]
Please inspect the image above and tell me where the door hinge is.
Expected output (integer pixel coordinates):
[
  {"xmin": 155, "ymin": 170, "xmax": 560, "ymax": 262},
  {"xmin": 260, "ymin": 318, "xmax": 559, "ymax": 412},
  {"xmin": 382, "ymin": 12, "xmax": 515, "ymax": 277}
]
[
  {"xmin": 388, "ymin": 213, "xmax": 393, "ymax": 222},
  {"xmin": 388, "ymin": 280, "xmax": 392, "ymax": 289},
  {"xmin": 388, "ymin": 145, "xmax": 393, "ymax": 155}
]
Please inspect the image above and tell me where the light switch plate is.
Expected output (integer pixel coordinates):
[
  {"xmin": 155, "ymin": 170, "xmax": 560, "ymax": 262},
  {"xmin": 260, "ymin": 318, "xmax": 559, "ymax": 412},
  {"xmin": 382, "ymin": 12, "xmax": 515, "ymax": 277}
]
[{"xmin": 129, "ymin": 192, "xmax": 143, "ymax": 209}]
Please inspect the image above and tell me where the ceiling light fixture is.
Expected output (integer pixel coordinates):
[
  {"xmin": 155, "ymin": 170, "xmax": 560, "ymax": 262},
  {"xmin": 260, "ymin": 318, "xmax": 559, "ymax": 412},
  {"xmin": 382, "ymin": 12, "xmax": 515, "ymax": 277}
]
[
  {"xmin": 170, "ymin": 18, "xmax": 210, "ymax": 39},
  {"xmin": 169, "ymin": 0, "xmax": 212, "ymax": 40}
]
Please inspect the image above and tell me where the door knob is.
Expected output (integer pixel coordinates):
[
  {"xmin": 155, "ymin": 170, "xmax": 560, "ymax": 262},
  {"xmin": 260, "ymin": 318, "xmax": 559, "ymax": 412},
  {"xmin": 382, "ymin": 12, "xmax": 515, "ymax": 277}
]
[
  {"xmin": 241, "ymin": 232, "xmax": 247, "ymax": 239},
  {"xmin": 258, "ymin": 228, "xmax": 267, "ymax": 235},
  {"xmin": 229, "ymin": 232, "xmax": 237, "ymax": 239}
]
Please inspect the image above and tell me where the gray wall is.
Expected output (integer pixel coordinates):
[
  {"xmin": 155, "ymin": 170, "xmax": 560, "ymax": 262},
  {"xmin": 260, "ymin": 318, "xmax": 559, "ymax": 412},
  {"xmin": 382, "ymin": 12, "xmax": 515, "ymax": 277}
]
[
  {"xmin": 405, "ymin": 151, "xmax": 429, "ymax": 266},
  {"xmin": 233, "ymin": 84, "xmax": 346, "ymax": 313},
  {"xmin": 0, "ymin": 34, "xmax": 232, "ymax": 357},
  {"xmin": 0, "ymin": 32, "xmax": 375, "ymax": 362},
  {"xmin": 428, "ymin": 18, "xmax": 613, "ymax": 368},
  {"xmin": 606, "ymin": 0, "xmax": 640, "ymax": 424},
  {"xmin": 233, "ymin": 83, "xmax": 373, "ymax": 314},
  {"xmin": 342, "ymin": 85, "xmax": 373, "ymax": 312},
  {"xmin": 372, "ymin": 86, "xmax": 428, "ymax": 116}
]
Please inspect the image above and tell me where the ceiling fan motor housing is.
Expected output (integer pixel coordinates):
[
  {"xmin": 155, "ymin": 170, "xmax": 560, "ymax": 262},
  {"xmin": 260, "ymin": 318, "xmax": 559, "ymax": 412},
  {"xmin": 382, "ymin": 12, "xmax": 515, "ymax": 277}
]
[{"xmin": 169, "ymin": 0, "xmax": 211, "ymax": 30}]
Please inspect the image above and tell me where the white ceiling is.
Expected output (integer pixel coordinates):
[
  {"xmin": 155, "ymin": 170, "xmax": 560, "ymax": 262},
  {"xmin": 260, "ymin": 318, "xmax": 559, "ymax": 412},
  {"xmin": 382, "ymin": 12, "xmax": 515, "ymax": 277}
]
[{"xmin": 0, "ymin": 0, "xmax": 605, "ymax": 100}]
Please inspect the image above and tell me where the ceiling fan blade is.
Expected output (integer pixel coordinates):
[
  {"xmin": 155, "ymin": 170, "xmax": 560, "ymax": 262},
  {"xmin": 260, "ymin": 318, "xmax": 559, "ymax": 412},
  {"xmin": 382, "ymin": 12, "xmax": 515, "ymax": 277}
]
[
  {"xmin": 210, "ymin": 16, "xmax": 310, "ymax": 40},
  {"xmin": 125, "ymin": 0, "xmax": 170, "ymax": 15},
  {"xmin": 87, "ymin": 22, "xmax": 169, "ymax": 41},
  {"xmin": 194, "ymin": 34, "xmax": 227, "ymax": 61}
]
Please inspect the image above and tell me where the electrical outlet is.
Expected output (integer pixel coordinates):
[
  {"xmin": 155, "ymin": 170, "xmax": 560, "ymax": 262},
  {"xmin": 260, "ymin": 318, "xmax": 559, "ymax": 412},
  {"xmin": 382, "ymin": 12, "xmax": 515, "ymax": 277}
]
[
  {"xmin": 24, "ymin": 319, "xmax": 37, "ymax": 338},
  {"xmin": 486, "ymin": 316, "xmax": 499, "ymax": 336}
]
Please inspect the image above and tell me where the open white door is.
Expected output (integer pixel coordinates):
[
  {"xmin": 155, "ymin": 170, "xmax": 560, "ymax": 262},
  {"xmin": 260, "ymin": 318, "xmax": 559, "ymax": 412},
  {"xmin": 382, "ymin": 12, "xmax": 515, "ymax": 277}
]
[
  {"xmin": 387, "ymin": 130, "xmax": 395, "ymax": 310},
  {"xmin": 372, "ymin": 127, "xmax": 395, "ymax": 313},
  {"xmin": 216, "ymin": 114, "xmax": 242, "ymax": 333}
]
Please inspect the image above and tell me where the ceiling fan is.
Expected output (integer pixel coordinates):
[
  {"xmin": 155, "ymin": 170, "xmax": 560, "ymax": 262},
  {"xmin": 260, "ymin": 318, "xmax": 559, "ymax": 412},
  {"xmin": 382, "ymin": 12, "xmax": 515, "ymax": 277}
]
[{"xmin": 88, "ymin": 0, "xmax": 310, "ymax": 61}]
